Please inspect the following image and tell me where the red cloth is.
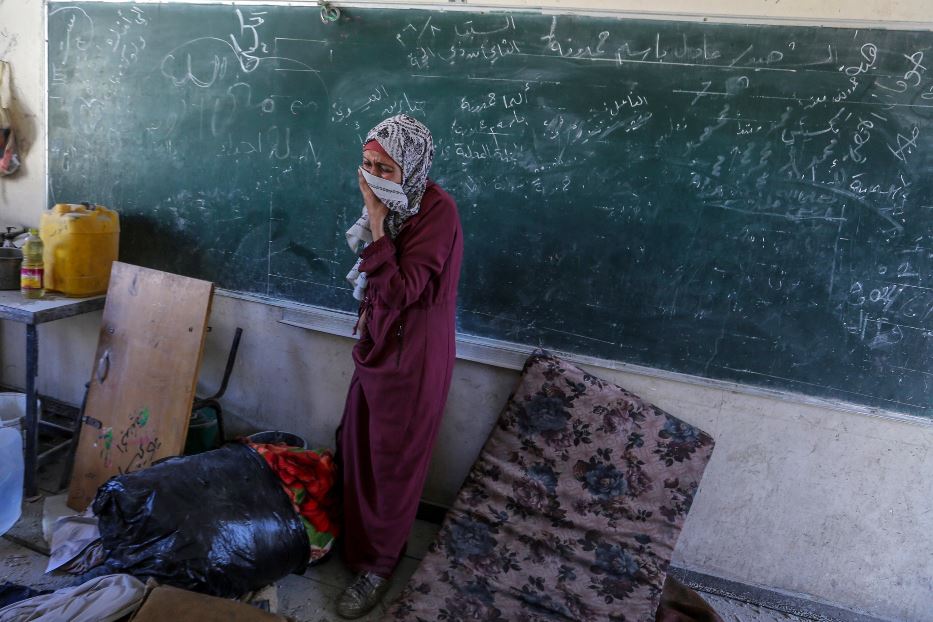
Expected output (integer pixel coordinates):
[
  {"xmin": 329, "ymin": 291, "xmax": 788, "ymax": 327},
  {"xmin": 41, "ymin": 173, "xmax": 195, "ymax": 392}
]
[
  {"xmin": 363, "ymin": 139, "xmax": 391, "ymax": 160},
  {"xmin": 249, "ymin": 443, "xmax": 340, "ymax": 563},
  {"xmin": 337, "ymin": 181, "xmax": 463, "ymax": 577}
]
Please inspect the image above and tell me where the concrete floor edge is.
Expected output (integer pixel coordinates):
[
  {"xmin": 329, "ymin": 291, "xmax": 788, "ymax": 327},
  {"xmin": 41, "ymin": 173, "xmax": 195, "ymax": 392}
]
[{"xmin": 669, "ymin": 566, "xmax": 890, "ymax": 622}]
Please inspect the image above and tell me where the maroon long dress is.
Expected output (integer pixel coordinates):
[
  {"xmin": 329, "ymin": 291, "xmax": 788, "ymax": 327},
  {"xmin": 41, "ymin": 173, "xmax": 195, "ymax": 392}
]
[{"xmin": 337, "ymin": 180, "xmax": 463, "ymax": 577}]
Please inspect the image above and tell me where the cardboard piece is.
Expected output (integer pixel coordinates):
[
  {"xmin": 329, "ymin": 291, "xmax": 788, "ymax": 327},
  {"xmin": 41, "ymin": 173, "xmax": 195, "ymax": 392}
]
[{"xmin": 129, "ymin": 584, "xmax": 289, "ymax": 622}]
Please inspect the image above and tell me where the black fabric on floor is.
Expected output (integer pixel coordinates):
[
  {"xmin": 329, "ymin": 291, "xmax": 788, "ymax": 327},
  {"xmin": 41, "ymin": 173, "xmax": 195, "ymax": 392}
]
[{"xmin": 0, "ymin": 582, "xmax": 50, "ymax": 608}]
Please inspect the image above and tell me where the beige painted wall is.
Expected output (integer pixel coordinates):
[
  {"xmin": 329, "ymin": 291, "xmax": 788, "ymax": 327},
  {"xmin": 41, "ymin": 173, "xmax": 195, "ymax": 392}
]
[
  {"xmin": 3, "ymin": 1, "xmax": 933, "ymax": 620},
  {"xmin": 365, "ymin": 0, "xmax": 933, "ymax": 24}
]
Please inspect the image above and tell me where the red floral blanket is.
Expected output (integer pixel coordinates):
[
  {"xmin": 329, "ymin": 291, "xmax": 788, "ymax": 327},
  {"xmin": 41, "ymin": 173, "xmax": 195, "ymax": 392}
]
[{"xmin": 249, "ymin": 443, "xmax": 340, "ymax": 564}]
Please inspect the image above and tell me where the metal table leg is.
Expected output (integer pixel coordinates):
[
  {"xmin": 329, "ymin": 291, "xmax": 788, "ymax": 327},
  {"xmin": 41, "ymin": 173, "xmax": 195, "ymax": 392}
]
[{"xmin": 24, "ymin": 323, "xmax": 38, "ymax": 497}]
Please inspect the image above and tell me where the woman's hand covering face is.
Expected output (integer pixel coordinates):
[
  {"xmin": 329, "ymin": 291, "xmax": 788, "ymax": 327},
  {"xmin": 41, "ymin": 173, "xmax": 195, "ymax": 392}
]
[{"xmin": 358, "ymin": 168, "xmax": 389, "ymax": 241}]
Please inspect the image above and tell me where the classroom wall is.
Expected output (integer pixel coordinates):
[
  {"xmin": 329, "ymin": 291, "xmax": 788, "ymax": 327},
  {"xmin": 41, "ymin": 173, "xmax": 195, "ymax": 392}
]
[
  {"xmin": 2, "ymin": 1, "xmax": 932, "ymax": 620},
  {"xmin": 378, "ymin": 0, "xmax": 932, "ymax": 23}
]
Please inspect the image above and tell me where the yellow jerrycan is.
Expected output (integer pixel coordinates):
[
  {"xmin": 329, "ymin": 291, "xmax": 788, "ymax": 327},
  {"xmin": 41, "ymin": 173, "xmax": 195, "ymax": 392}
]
[{"xmin": 40, "ymin": 203, "xmax": 120, "ymax": 297}]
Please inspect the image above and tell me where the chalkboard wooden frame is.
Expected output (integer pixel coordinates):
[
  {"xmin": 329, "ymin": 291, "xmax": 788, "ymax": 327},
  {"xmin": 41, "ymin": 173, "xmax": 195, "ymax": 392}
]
[{"xmin": 216, "ymin": 287, "xmax": 933, "ymax": 428}]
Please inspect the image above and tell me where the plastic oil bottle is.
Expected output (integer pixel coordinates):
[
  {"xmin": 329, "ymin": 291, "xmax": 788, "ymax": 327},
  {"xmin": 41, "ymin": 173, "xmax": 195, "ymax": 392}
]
[{"xmin": 20, "ymin": 229, "xmax": 44, "ymax": 299}]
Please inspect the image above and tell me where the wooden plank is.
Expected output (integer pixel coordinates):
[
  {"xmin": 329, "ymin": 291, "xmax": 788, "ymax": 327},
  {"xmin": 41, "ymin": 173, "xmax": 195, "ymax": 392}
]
[{"xmin": 67, "ymin": 262, "xmax": 214, "ymax": 511}]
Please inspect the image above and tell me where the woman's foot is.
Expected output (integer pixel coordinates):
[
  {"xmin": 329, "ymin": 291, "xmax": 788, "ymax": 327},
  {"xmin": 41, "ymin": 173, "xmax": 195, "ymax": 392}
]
[{"xmin": 336, "ymin": 571, "xmax": 390, "ymax": 619}]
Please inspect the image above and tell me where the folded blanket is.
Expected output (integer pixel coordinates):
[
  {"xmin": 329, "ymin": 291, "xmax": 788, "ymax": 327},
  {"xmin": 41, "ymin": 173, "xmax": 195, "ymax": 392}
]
[{"xmin": 249, "ymin": 442, "xmax": 340, "ymax": 564}]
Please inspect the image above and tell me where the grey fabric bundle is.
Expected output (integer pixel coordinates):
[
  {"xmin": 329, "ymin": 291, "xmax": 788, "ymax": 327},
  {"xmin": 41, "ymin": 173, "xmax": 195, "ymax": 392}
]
[{"xmin": 0, "ymin": 574, "xmax": 145, "ymax": 622}]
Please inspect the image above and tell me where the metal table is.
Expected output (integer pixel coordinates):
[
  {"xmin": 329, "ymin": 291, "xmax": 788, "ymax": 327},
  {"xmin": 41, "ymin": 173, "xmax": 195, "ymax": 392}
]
[{"xmin": 0, "ymin": 291, "xmax": 105, "ymax": 496}]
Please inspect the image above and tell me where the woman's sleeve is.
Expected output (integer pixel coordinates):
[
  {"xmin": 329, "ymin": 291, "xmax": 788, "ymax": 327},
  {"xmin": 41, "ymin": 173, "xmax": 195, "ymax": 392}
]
[{"xmin": 359, "ymin": 200, "xmax": 456, "ymax": 310}]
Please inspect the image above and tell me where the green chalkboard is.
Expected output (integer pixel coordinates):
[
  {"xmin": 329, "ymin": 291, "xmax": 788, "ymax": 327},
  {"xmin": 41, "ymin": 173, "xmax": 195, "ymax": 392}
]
[{"xmin": 48, "ymin": 3, "xmax": 933, "ymax": 415}]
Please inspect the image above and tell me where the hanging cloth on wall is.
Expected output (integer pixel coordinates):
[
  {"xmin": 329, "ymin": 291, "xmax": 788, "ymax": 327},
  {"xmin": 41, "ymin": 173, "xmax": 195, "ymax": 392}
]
[{"xmin": 0, "ymin": 61, "xmax": 20, "ymax": 176}]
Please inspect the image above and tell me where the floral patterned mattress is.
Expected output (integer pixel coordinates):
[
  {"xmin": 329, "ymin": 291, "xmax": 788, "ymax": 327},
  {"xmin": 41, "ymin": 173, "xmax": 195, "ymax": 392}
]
[{"xmin": 387, "ymin": 351, "xmax": 716, "ymax": 621}]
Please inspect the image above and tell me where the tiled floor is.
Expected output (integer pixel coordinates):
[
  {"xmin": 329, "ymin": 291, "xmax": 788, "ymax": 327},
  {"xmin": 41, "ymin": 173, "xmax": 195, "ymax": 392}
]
[{"xmin": 276, "ymin": 521, "xmax": 436, "ymax": 621}]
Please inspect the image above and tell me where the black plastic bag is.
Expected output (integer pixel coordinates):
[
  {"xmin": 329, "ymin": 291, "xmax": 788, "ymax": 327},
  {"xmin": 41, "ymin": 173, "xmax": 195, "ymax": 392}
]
[{"xmin": 92, "ymin": 443, "xmax": 310, "ymax": 597}]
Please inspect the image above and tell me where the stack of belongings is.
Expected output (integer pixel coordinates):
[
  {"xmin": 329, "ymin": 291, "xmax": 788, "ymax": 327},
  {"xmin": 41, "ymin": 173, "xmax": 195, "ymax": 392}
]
[
  {"xmin": 88, "ymin": 443, "xmax": 311, "ymax": 598},
  {"xmin": 89, "ymin": 442, "xmax": 338, "ymax": 597},
  {"xmin": 0, "ymin": 441, "xmax": 340, "ymax": 621},
  {"xmin": 386, "ymin": 351, "xmax": 721, "ymax": 621}
]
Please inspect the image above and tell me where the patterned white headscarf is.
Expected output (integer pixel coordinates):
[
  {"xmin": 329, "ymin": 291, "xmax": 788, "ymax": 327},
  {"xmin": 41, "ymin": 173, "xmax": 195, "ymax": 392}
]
[{"xmin": 345, "ymin": 115, "xmax": 435, "ymax": 300}]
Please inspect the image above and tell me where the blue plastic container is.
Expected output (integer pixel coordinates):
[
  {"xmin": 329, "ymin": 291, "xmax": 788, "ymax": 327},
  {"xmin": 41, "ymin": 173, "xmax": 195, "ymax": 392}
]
[{"xmin": 0, "ymin": 393, "xmax": 25, "ymax": 535}]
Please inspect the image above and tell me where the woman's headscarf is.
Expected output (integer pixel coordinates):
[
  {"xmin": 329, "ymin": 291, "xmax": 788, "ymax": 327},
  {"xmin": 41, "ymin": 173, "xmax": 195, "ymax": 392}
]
[
  {"xmin": 345, "ymin": 115, "xmax": 435, "ymax": 300},
  {"xmin": 364, "ymin": 114, "xmax": 434, "ymax": 238}
]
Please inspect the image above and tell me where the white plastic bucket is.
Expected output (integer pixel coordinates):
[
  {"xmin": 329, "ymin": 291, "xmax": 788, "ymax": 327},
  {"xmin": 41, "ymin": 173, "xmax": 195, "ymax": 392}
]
[{"xmin": 0, "ymin": 392, "xmax": 25, "ymax": 535}]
